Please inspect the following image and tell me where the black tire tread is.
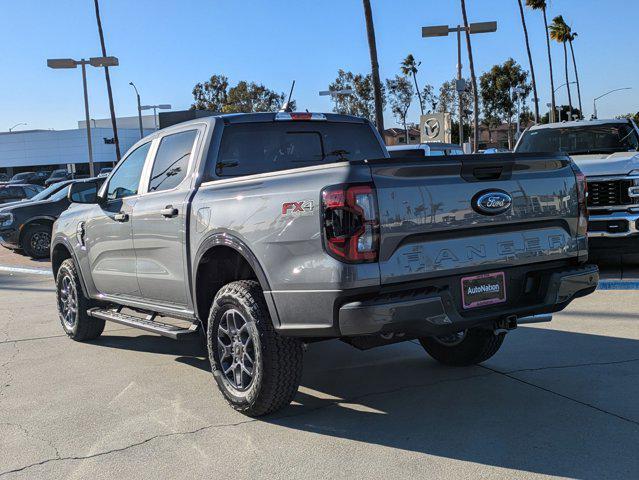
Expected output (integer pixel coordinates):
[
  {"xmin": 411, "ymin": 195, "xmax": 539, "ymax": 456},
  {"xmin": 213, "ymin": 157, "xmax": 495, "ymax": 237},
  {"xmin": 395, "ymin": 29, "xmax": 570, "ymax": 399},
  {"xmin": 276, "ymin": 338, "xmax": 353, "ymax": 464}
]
[
  {"xmin": 56, "ymin": 258, "xmax": 105, "ymax": 341},
  {"xmin": 208, "ymin": 280, "xmax": 303, "ymax": 417}
]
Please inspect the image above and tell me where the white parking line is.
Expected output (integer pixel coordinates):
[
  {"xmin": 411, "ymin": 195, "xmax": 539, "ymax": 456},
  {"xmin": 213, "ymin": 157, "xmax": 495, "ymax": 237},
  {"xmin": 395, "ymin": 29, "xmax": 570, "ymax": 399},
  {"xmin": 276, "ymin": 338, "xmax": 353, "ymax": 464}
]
[{"xmin": 0, "ymin": 265, "xmax": 52, "ymax": 276}]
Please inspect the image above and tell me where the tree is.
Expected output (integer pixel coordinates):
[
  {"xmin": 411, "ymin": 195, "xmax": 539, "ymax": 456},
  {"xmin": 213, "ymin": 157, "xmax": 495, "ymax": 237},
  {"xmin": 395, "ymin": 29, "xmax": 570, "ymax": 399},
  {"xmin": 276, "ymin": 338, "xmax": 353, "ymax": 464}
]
[
  {"xmin": 617, "ymin": 112, "xmax": 639, "ymax": 125},
  {"xmin": 549, "ymin": 15, "xmax": 573, "ymax": 116},
  {"xmin": 460, "ymin": 0, "xmax": 480, "ymax": 151},
  {"xmin": 362, "ymin": 0, "xmax": 384, "ymax": 133},
  {"xmin": 566, "ymin": 27, "xmax": 583, "ymax": 118},
  {"xmin": 401, "ymin": 54, "xmax": 425, "ymax": 116},
  {"xmin": 386, "ymin": 75, "xmax": 414, "ymax": 140},
  {"xmin": 541, "ymin": 105, "xmax": 581, "ymax": 123},
  {"xmin": 517, "ymin": 0, "xmax": 539, "ymax": 122},
  {"xmin": 191, "ymin": 74, "xmax": 229, "ymax": 111},
  {"xmin": 479, "ymin": 59, "xmax": 532, "ymax": 149},
  {"xmin": 223, "ymin": 81, "xmax": 286, "ymax": 113},
  {"xmin": 93, "ymin": 0, "xmax": 120, "ymax": 163},
  {"xmin": 329, "ymin": 69, "xmax": 384, "ymax": 121},
  {"xmin": 189, "ymin": 75, "xmax": 287, "ymax": 113},
  {"xmin": 526, "ymin": 0, "xmax": 556, "ymax": 122}
]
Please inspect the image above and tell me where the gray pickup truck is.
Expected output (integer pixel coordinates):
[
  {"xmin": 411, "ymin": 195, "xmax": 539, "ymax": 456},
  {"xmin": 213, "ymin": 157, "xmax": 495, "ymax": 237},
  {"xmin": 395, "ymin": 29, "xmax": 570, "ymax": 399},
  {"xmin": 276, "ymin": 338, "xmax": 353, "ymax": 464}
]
[{"xmin": 51, "ymin": 112, "xmax": 598, "ymax": 416}]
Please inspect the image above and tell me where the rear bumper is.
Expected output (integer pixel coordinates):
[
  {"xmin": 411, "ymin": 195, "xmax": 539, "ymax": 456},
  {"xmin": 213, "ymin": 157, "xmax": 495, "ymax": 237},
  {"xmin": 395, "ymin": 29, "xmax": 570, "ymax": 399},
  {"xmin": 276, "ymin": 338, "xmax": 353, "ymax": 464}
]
[{"xmin": 338, "ymin": 264, "xmax": 598, "ymax": 337}]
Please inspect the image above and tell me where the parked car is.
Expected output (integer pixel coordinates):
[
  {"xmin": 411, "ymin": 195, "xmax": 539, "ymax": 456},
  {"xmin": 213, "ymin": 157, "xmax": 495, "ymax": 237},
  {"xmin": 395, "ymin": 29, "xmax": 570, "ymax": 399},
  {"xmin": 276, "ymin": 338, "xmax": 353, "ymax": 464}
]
[
  {"xmin": 44, "ymin": 169, "xmax": 70, "ymax": 186},
  {"xmin": 51, "ymin": 112, "xmax": 597, "ymax": 416},
  {"xmin": 0, "ymin": 184, "xmax": 43, "ymax": 205},
  {"xmin": 387, "ymin": 142, "xmax": 465, "ymax": 158},
  {"xmin": 44, "ymin": 170, "xmax": 89, "ymax": 187},
  {"xmin": 515, "ymin": 118, "xmax": 639, "ymax": 254},
  {"xmin": 0, "ymin": 173, "xmax": 9, "ymax": 182},
  {"xmin": 0, "ymin": 180, "xmax": 72, "ymax": 210},
  {"xmin": 7, "ymin": 171, "xmax": 50, "ymax": 186},
  {"xmin": 0, "ymin": 178, "xmax": 104, "ymax": 258},
  {"xmin": 98, "ymin": 167, "xmax": 113, "ymax": 177}
]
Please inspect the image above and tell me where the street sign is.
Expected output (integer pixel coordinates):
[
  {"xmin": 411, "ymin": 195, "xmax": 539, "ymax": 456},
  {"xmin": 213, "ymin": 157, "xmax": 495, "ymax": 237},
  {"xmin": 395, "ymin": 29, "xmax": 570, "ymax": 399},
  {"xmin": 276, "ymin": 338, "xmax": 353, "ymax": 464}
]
[{"xmin": 420, "ymin": 113, "xmax": 451, "ymax": 143}]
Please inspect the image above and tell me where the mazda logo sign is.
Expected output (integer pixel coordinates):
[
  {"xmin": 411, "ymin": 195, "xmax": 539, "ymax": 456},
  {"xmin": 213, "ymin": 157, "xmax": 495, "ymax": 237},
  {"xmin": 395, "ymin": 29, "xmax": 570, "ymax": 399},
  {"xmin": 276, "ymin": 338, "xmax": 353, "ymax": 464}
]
[
  {"xmin": 424, "ymin": 118, "xmax": 441, "ymax": 139},
  {"xmin": 472, "ymin": 190, "xmax": 513, "ymax": 215}
]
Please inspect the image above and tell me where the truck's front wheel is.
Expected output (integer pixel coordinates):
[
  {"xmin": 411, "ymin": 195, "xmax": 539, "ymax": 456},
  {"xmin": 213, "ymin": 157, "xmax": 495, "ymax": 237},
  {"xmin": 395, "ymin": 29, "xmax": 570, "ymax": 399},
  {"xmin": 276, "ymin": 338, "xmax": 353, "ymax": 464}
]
[
  {"xmin": 419, "ymin": 327, "xmax": 505, "ymax": 366},
  {"xmin": 207, "ymin": 280, "xmax": 303, "ymax": 417}
]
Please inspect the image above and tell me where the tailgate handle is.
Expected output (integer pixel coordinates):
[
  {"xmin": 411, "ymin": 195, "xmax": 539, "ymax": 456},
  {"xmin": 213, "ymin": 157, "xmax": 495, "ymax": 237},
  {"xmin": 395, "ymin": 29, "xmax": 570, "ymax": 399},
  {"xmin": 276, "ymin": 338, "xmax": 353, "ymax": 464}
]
[{"xmin": 472, "ymin": 166, "xmax": 503, "ymax": 180}]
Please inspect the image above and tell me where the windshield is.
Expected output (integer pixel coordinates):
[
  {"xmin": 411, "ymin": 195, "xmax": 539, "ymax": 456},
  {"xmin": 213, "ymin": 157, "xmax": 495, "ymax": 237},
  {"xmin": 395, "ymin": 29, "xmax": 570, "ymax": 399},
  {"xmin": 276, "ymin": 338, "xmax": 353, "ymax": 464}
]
[
  {"xmin": 29, "ymin": 182, "xmax": 68, "ymax": 201},
  {"xmin": 48, "ymin": 185, "xmax": 71, "ymax": 201},
  {"xmin": 51, "ymin": 170, "xmax": 67, "ymax": 177},
  {"xmin": 517, "ymin": 123, "xmax": 639, "ymax": 155}
]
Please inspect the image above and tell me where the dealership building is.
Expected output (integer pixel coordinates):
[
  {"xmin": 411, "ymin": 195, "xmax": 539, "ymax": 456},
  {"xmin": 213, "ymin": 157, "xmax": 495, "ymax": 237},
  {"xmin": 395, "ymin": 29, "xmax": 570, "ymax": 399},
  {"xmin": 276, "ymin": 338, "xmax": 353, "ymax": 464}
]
[{"xmin": 0, "ymin": 115, "xmax": 156, "ymax": 177}]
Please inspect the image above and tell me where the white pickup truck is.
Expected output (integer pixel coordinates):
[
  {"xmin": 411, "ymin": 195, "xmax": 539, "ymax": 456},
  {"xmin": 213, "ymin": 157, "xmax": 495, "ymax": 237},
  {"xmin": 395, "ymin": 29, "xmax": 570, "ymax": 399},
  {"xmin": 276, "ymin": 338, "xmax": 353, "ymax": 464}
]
[{"xmin": 516, "ymin": 119, "xmax": 639, "ymax": 253}]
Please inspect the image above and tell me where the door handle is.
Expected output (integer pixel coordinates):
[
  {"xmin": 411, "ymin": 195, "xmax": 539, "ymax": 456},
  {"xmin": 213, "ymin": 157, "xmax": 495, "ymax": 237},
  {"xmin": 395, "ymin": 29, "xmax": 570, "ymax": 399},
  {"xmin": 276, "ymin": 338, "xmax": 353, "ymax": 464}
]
[
  {"xmin": 114, "ymin": 212, "xmax": 129, "ymax": 222},
  {"xmin": 161, "ymin": 205, "xmax": 179, "ymax": 218}
]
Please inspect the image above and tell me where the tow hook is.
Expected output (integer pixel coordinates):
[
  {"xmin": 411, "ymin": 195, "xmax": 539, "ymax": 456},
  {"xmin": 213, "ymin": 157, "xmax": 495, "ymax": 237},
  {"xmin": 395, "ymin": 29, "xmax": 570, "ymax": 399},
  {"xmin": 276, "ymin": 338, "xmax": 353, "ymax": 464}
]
[{"xmin": 494, "ymin": 316, "xmax": 517, "ymax": 335}]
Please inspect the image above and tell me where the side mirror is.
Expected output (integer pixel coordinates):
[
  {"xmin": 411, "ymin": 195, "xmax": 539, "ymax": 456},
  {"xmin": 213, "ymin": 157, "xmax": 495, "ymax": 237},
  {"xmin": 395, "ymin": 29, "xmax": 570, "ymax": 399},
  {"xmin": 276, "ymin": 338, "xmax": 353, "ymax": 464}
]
[{"xmin": 68, "ymin": 180, "xmax": 101, "ymax": 204}]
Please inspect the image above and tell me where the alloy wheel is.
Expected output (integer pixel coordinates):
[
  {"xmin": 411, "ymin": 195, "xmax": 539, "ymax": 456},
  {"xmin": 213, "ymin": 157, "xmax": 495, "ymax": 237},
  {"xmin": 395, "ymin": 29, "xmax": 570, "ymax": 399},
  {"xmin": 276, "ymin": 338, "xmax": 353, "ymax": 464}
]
[{"xmin": 217, "ymin": 308, "xmax": 257, "ymax": 391}]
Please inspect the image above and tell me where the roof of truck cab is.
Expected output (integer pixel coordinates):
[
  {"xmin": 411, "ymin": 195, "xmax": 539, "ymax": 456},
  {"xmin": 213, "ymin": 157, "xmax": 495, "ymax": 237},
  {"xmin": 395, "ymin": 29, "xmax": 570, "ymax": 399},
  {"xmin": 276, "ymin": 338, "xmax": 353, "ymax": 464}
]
[{"xmin": 528, "ymin": 118, "xmax": 629, "ymax": 130}]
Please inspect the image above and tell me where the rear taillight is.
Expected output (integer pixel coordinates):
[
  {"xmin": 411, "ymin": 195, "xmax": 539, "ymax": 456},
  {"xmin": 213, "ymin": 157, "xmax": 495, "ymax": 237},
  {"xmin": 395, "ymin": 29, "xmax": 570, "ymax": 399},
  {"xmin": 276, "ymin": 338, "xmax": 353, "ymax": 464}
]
[
  {"xmin": 321, "ymin": 183, "xmax": 379, "ymax": 263},
  {"xmin": 573, "ymin": 166, "xmax": 588, "ymax": 236}
]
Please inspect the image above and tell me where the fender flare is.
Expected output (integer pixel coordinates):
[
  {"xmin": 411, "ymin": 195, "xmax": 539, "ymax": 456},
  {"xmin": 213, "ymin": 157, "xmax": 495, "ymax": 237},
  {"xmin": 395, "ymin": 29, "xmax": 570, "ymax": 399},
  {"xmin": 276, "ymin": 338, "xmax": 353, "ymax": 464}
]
[
  {"xmin": 50, "ymin": 236, "xmax": 91, "ymax": 299},
  {"xmin": 191, "ymin": 232, "xmax": 280, "ymax": 327}
]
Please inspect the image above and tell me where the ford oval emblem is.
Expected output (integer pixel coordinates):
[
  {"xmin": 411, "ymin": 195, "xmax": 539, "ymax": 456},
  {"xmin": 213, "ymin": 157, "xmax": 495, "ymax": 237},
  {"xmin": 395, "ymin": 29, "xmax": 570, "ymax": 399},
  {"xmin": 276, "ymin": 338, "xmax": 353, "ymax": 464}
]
[{"xmin": 473, "ymin": 190, "xmax": 512, "ymax": 215}]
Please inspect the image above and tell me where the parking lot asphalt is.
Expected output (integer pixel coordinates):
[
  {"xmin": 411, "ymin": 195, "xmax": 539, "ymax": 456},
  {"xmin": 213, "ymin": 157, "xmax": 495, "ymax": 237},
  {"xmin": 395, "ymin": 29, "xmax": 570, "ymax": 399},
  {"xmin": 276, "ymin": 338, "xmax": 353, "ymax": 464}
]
[{"xmin": 0, "ymin": 248, "xmax": 637, "ymax": 479}]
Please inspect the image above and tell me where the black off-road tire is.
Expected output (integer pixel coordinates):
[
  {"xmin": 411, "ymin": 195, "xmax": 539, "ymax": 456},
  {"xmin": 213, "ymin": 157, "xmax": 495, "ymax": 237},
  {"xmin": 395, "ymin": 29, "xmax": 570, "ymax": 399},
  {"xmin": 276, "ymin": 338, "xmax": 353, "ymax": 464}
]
[
  {"xmin": 207, "ymin": 280, "xmax": 303, "ymax": 417},
  {"xmin": 22, "ymin": 224, "xmax": 52, "ymax": 259},
  {"xmin": 419, "ymin": 327, "xmax": 505, "ymax": 367},
  {"xmin": 56, "ymin": 258, "xmax": 105, "ymax": 341}
]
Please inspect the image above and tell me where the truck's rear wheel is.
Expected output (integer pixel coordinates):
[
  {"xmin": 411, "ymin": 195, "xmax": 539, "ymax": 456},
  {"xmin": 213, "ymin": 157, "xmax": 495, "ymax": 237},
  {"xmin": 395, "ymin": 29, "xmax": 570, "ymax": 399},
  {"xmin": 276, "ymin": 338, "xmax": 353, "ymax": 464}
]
[
  {"xmin": 56, "ymin": 258, "xmax": 105, "ymax": 341},
  {"xmin": 419, "ymin": 327, "xmax": 505, "ymax": 366},
  {"xmin": 207, "ymin": 280, "xmax": 303, "ymax": 417}
]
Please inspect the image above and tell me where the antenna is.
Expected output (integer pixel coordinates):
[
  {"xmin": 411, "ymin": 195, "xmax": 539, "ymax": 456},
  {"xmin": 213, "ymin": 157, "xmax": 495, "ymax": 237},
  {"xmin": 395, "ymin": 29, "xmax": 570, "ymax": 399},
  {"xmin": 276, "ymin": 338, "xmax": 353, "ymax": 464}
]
[
  {"xmin": 287, "ymin": 80, "xmax": 295, "ymax": 105},
  {"xmin": 279, "ymin": 80, "xmax": 296, "ymax": 112}
]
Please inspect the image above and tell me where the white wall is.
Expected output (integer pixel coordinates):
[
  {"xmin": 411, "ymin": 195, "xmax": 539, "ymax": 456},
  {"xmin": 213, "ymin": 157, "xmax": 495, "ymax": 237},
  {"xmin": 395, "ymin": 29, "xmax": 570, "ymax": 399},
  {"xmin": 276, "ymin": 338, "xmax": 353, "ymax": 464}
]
[
  {"xmin": 77, "ymin": 115, "xmax": 157, "ymax": 130},
  {"xmin": 0, "ymin": 128, "xmax": 154, "ymax": 168}
]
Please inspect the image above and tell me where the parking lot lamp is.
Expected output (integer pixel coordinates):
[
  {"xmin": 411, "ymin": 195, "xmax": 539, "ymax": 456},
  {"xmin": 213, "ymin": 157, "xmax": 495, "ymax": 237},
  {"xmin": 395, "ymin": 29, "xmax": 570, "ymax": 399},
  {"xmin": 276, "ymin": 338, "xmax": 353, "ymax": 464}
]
[
  {"xmin": 47, "ymin": 56, "xmax": 119, "ymax": 177},
  {"xmin": 593, "ymin": 87, "xmax": 632, "ymax": 120},
  {"xmin": 422, "ymin": 21, "xmax": 497, "ymax": 146},
  {"xmin": 129, "ymin": 82, "xmax": 144, "ymax": 139},
  {"xmin": 140, "ymin": 104, "xmax": 172, "ymax": 130}
]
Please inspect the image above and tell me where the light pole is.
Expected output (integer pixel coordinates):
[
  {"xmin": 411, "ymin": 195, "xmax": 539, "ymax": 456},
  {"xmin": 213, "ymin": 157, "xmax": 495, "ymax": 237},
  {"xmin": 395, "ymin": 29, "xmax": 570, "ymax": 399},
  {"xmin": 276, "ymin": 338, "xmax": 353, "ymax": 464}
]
[
  {"xmin": 319, "ymin": 89, "xmax": 355, "ymax": 111},
  {"xmin": 47, "ymin": 56, "xmax": 119, "ymax": 177},
  {"xmin": 8, "ymin": 123, "xmax": 27, "ymax": 132},
  {"xmin": 422, "ymin": 21, "xmax": 497, "ymax": 147},
  {"xmin": 140, "ymin": 104, "xmax": 171, "ymax": 130},
  {"xmin": 593, "ymin": 87, "xmax": 632, "ymax": 119},
  {"xmin": 129, "ymin": 82, "xmax": 144, "ymax": 139}
]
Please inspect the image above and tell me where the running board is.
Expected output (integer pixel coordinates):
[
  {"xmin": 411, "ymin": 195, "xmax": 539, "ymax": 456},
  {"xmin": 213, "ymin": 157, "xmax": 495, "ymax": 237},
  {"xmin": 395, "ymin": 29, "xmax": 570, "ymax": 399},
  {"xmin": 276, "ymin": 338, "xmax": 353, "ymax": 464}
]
[{"xmin": 88, "ymin": 308, "xmax": 198, "ymax": 340}]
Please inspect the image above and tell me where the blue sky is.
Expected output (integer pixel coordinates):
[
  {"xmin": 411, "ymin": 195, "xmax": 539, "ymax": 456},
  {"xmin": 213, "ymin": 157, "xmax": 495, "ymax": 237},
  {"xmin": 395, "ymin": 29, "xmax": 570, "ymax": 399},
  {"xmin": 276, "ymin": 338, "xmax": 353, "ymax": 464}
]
[{"xmin": 1, "ymin": 0, "xmax": 638, "ymax": 131}]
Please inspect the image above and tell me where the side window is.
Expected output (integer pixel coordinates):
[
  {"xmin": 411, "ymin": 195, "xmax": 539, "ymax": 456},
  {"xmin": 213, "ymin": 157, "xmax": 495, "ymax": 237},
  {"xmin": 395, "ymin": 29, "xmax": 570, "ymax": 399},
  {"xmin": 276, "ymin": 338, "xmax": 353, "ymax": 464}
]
[
  {"xmin": 106, "ymin": 142, "xmax": 151, "ymax": 200},
  {"xmin": 148, "ymin": 130, "xmax": 197, "ymax": 192}
]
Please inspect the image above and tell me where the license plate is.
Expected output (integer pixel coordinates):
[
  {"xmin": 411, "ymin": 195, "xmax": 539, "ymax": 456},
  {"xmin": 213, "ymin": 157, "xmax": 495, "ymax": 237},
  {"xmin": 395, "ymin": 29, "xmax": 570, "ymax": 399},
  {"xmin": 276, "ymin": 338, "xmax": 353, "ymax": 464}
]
[{"xmin": 461, "ymin": 272, "xmax": 507, "ymax": 309}]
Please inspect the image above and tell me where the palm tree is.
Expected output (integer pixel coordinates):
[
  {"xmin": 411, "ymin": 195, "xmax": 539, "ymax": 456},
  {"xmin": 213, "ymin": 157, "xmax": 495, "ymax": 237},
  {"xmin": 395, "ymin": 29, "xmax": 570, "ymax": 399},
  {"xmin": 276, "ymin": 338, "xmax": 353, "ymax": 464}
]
[
  {"xmin": 517, "ymin": 0, "xmax": 539, "ymax": 122},
  {"xmin": 362, "ymin": 0, "xmax": 384, "ymax": 134},
  {"xmin": 526, "ymin": 0, "xmax": 556, "ymax": 122},
  {"xmin": 549, "ymin": 15, "xmax": 573, "ymax": 116},
  {"xmin": 567, "ymin": 28, "xmax": 583, "ymax": 118},
  {"xmin": 401, "ymin": 54, "xmax": 424, "ymax": 116},
  {"xmin": 460, "ymin": 0, "xmax": 479, "ymax": 151},
  {"xmin": 93, "ymin": 0, "xmax": 121, "ymax": 161}
]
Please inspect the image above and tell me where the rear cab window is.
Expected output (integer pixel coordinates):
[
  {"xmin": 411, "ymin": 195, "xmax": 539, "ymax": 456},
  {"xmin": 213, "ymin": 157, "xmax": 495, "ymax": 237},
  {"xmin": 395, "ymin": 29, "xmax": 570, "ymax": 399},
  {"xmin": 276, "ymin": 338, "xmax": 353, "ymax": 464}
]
[{"xmin": 211, "ymin": 121, "xmax": 384, "ymax": 178}]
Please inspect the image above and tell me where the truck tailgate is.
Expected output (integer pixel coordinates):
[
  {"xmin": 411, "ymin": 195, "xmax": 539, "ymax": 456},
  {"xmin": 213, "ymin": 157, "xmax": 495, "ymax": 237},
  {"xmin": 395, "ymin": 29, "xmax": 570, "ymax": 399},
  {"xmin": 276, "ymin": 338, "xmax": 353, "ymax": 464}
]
[{"xmin": 368, "ymin": 153, "xmax": 581, "ymax": 285}]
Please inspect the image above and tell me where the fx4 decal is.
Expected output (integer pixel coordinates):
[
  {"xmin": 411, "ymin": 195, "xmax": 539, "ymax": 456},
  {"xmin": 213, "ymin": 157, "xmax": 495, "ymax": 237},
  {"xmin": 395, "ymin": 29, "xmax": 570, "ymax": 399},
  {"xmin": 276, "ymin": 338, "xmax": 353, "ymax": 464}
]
[{"xmin": 281, "ymin": 200, "xmax": 315, "ymax": 216}]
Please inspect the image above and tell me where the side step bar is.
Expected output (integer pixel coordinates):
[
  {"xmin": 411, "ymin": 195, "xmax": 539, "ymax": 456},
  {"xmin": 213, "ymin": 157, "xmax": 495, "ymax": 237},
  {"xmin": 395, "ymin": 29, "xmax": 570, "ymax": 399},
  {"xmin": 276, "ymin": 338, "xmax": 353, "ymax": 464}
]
[{"xmin": 88, "ymin": 308, "xmax": 198, "ymax": 340}]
